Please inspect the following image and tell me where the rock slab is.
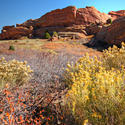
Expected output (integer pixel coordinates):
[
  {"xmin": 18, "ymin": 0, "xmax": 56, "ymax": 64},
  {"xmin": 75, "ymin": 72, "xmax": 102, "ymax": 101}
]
[{"xmin": 95, "ymin": 16, "xmax": 125, "ymax": 46}]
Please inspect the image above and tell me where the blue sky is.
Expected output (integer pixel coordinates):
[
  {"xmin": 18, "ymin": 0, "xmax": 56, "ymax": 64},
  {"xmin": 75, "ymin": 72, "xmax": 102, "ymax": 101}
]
[{"xmin": 0, "ymin": 0, "xmax": 125, "ymax": 31}]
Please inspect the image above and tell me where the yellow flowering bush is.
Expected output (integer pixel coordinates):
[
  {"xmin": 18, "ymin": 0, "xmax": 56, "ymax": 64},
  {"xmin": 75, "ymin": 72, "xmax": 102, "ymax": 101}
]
[
  {"xmin": 102, "ymin": 42, "xmax": 125, "ymax": 70},
  {"xmin": 0, "ymin": 57, "xmax": 32, "ymax": 88},
  {"xmin": 65, "ymin": 44, "xmax": 125, "ymax": 125}
]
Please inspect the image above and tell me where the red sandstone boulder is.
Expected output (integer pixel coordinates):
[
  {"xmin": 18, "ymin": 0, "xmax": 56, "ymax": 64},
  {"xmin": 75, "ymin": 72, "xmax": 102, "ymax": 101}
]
[
  {"xmin": 76, "ymin": 6, "xmax": 110, "ymax": 25},
  {"xmin": 58, "ymin": 32, "xmax": 86, "ymax": 39},
  {"xmin": 0, "ymin": 27, "xmax": 32, "ymax": 40},
  {"xmin": 95, "ymin": 16, "xmax": 125, "ymax": 46},
  {"xmin": 85, "ymin": 24, "xmax": 103, "ymax": 35},
  {"xmin": 109, "ymin": 10, "xmax": 125, "ymax": 20},
  {"xmin": 36, "ymin": 6, "xmax": 77, "ymax": 27},
  {"xmin": 2, "ymin": 25, "xmax": 15, "ymax": 31}
]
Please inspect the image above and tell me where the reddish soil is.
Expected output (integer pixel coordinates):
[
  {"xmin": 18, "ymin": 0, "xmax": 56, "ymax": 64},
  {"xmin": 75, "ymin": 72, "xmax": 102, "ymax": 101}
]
[{"xmin": 42, "ymin": 42, "xmax": 102, "ymax": 56}]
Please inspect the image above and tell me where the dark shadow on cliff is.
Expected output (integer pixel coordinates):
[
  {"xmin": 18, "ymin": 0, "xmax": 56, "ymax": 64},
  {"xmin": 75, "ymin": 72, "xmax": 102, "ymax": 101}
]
[{"xmin": 83, "ymin": 40, "xmax": 114, "ymax": 52}]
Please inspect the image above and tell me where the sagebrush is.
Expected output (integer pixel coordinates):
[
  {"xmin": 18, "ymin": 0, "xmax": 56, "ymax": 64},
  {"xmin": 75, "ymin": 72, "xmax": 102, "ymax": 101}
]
[
  {"xmin": 0, "ymin": 57, "xmax": 32, "ymax": 88},
  {"xmin": 65, "ymin": 43, "xmax": 125, "ymax": 125}
]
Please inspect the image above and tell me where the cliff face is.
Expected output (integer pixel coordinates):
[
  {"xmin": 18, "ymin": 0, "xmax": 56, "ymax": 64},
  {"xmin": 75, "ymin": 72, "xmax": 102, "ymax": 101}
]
[
  {"xmin": 109, "ymin": 10, "xmax": 125, "ymax": 20},
  {"xmin": 95, "ymin": 16, "xmax": 125, "ymax": 46},
  {"xmin": 0, "ymin": 26, "xmax": 33, "ymax": 40},
  {"xmin": 0, "ymin": 6, "xmax": 111, "ymax": 40},
  {"xmin": 36, "ymin": 6, "xmax": 110, "ymax": 27},
  {"xmin": 75, "ymin": 6, "xmax": 110, "ymax": 25},
  {"xmin": 36, "ymin": 6, "xmax": 77, "ymax": 27}
]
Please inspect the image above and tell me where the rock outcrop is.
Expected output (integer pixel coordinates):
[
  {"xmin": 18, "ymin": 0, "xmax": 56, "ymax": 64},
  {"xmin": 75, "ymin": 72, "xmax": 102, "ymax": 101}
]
[
  {"xmin": 16, "ymin": 19, "xmax": 37, "ymax": 28},
  {"xmin": 34, "ymin": 25, "xmax": 87, "ymax": 38},
  {"xmin": 2, "ymin": 25, "xmax": 15, "ymax": 31},
  {"xmin": 85, "ymin": 24, "xmax": 103, "ymax": 35},
  {"xmin": 36, "ymin": 6, "xmax": 77, "ymax": 27},
  {"xmin": 0, "ymin": 6, "xmax": 111, "ymax": 40},
  {"xmin": 35, "ymin": 6, "xmax": 110, "ymax": 28},
  {"xmin": 95, "ymin": 16, "xmax": 125, "ymax": 46},
  {"xmin": 58, "ymin": 32, "xmax": 86, "ymax": 39},
  {"xmin": 109, "ymin": 10, "xmax": 125, "ymax": 20},
  {"xmin": 0, "ymin": 27, "xmax": 33, "ymax": 40},
  {"xmin": 76, "ymin": 6, "xmax": 110, "ymax": 25}
]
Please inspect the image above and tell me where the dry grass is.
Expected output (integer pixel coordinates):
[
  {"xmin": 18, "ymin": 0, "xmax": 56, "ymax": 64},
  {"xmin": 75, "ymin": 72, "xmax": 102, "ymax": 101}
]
[
  {"xmin": 0, "ymin": 39, "xmax": 101, "ymax": 55},
  {"xmin": 0, "ymin": 39, "xmax": 45, "ymax": 50},
  {"xmin": 0, "ymin": 38, "xmax": 102, "ymax": 84},
  {"xmin": 42, "ymin": 42, "xmax": 101, "ymax": 56}
]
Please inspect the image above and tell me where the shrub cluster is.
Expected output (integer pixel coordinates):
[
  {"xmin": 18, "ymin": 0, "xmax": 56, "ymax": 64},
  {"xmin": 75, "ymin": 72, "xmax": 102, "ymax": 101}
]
[
  {"xmin": 0, "ymin": 57, "xmax": 32, "ymax": 89},
  {"xmin": 65, "ymin": 43, "xmax": 125, "ymax": 125},
  {"xmin": 44, "ymin": 31, "xmax": 58, "ymax": 39},
  {"xmin": 9, "ymin": 45, "xmax": 15, "ymax": 51},
  {"xmin": 2, "ymin": 40, "xmax": 125, "ymax": 124},
  {"xmin": 102, "ymin": 42, "xmax": 125, "ymax": 70},
  {"xmin": 0, "ymin": 81, "xmax": 74, "ymax": 125},
  {"xmin": 106, "ymin": 18, "xmax": 112, "ymax": 24},
  {"xmin": 52, "ymin": 31, "xmax": 58, "ymax": 37},
  {"xmin": 45, "ymin": 32, "xmax": 51, "ymax": 39}
]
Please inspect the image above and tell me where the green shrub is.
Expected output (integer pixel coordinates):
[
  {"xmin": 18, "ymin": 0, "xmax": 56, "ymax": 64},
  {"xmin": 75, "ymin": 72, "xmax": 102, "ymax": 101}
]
[
  {"xmin": 52, "ymin": 31, "xmax": 58, "ymax": 37},
  {"xmin": 19, "ymin": 36, "xmax": 29, "ymax": 40},
  {"xmin": 106, "ymin": 18, "xmax": 112, "ymax": 24},
  {"xmin": 0, "ymin": 57, "xmax": 33, "ymax": 89},
  {"xmin": 9, "ymin": 45, "xmax": 15, "ymax": 51},
  {"xmin": 14, "ymin": 40, "xmax": 18, "ymax": 43},
  {"xmin": 65, "ymin": 43, "xmax": 125, "ymax": 125},
  {"xmin": 45, "ymin": 32, "xmax": 51, "ymax": 39}
]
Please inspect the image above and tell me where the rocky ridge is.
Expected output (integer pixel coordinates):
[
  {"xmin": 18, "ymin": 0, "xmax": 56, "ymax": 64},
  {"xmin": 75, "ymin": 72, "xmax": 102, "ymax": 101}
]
[
  {"xmin": 94, "ymin": 16, "xmax": 125, "ymax": 46},
  {"xmin": 1, "ymin": 6, "xmax": 125, "ymax": 46},
  {"xmin": 109, "ymin": 10, "xmax": 125, "ymax": 20},
  {"xmin": 0, "ymin": 6, "xmax": 110, "ymax": 40}
]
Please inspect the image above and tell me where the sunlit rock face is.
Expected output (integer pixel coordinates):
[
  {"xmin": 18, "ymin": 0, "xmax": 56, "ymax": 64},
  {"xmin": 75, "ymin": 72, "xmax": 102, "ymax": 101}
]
[
  {"xmin": 95, "ymin": 16, "xmax": 125, "ymax": 46},
  {"xmin": 0, "ymin": 6, "xmax": 111, "ymax": 40},
  {"xmin": 109, "ymin": 10, "xmax": 125, "ymax": 20}
]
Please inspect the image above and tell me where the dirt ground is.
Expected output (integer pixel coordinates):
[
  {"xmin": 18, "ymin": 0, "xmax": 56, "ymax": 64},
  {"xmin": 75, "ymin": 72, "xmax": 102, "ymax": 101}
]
[{"xmin": 0, "ymin": 39, "xmax": 101, "ymax": 57}]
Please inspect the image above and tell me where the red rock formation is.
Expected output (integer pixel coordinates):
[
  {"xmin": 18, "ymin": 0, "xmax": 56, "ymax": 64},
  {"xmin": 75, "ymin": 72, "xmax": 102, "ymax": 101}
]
[
  {"xmin": 16, "ymin": 19, "xmax": 37, "ymax": 28},
  {"xmin": 95, "ymin": 16, "xmax": 125, "ymax": 46},
  {"xmin": 76, "ymin": 6, "xmax": 110, "ymax": 25},
  {"xmin": 109, "ymin": 10, "xmax": 125, "ymax": 20},
  {"xmin": 2, "ymin": 25, "xmax": 15, "ymax": 31},
  {"xmin": 36, "ymin": 6, "xmax": 77, "ymax": 27},
  {"xmin": 35, "ymin": 6, "xmax": 110, "ymax": 28},
  {"xmin": 0, "ymin": 6, "xmax": 111, "ymax": 40},
  {"xmin": 85, "ymin": 24, "xmax": 103, "ymax": 35},
  {"xmin": 34, "ymin": 25, "xmax": 86, "ymax": 38},
  {"xmin": 58, "ymin": 32, "xmax": 86, "ymax": 39},
  {"xmin": 0, "ymin": 27, "xmax": 32, "ymax": 40}
]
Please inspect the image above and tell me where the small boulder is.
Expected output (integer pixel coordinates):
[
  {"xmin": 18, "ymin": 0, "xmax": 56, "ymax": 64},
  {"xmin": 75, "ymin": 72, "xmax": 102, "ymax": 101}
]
[{"xmin": 85, "ymin": 24, "xmax": 103, "ymax": 35}]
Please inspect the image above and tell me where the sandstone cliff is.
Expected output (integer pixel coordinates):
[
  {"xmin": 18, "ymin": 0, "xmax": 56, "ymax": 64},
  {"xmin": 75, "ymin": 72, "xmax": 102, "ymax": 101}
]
[
  {"xmin": 94, "ymin": 16, "xmax": 125, "ymax": 46},
  {"xmin": 0, "ymin": 6, "xmax": 110, "ymax": 40},
  {"xmin": 109, "ymin": 10, "xmax": 125, "ymax": 20}
]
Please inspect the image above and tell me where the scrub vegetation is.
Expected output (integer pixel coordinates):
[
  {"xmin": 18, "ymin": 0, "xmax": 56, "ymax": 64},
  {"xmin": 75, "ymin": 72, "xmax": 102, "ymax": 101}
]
[{"xmin": 0, "ymin": 39, "xmax": 124, "ymax": 125}]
